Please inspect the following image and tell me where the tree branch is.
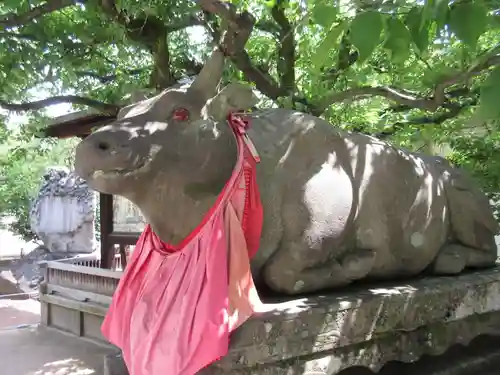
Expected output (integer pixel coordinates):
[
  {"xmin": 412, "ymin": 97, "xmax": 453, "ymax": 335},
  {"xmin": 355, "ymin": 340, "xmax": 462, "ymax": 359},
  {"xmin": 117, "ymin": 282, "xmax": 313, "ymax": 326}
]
[
  {"xmin": 384, "ymin": 87, "xmax": 477, "ymax": 114},
  {"xmin": 0, "ymin": 0, "xmax": 81, "ymax": 29},
  {"xmin": 316, "ymin": 54, "xmax": 500, "ymax": 115},
  {"xmin": 0, "ymin": 96, "xmax": 120, "ymax": 115},
  {"xmin": 97, "ymin": 0, "xmax": 176, "ymax": 88},
  {"xmin": 317, "ymin": 86, "xmax": 433, "ymax": 113},
  {"xmin": 271, "ymin": 0, "xmax": 295, "ymax": 95},
  {"xmin": 198, "ymin": 0, "xmax": 287, "ymax": 100},
  {"xmin": 0, "ymin": 31, "xmax": 39, "ymax": 41},
  {"xmin": 98, "ymin": 1, "xmax": 203, "ymax": 41},
  {"xmin": 432, "ymin": 54, "xmax": 500, "ymax": 110},
  {"xmin": 166, "ymin": 15, "xmax": 204, "ymax": 33},
  {"xmin": 375, "ymin": 99, "xmax": 478, "ymax": 139},
  {"xmin": 149, "ymin": 34, "xmax": 175, "ymax": 89},
  {"xmin": 320, "ymin": 31, "xmax": 358, "ymax": 87},
  {"xmin": 74, "ymin": 68, "xmax": 148, "ymax": 84},
  {"xmin": 198, "ymin": 0, "xmax": 318, "ymax": 114},
  {"xmin": 197, "ymin": 0, "xmax": 240, "ymax": 29},
  {"xmin": 254, "ymin": 20, "xmax": 280, "ymax": 35},
  {"xmin": 98, "ymin": 0, "xmax": 128, "ymax": 25},
  {"xmin": 97, "ymin": 3, "xmax": 212, "ymax": 88}
]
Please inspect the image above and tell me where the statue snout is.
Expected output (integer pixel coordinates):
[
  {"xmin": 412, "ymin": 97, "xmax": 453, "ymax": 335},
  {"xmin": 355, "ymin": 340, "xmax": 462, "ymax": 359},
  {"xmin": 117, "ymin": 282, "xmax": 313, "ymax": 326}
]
[{"xmin": 74, "ymin": 129, "xmax": 135, "ymax": 181}]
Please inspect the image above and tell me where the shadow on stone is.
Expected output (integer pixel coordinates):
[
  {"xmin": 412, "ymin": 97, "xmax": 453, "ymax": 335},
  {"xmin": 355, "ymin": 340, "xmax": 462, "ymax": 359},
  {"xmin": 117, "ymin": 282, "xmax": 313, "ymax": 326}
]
[
  {"xmin": 197, "ymin": 267, "xmax": 500, "ymax": 374},
  {"xmin": 341, "ymin": 334, "xmax": 500, "ymax": 375}
]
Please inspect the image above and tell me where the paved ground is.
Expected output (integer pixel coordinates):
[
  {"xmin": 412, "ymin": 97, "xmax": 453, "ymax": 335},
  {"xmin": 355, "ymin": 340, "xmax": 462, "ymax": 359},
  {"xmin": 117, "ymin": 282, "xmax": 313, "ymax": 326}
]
[
  {"xmin": 1, "ymin": 325, "xmax": 114, "ymax": 375},
  {"xmin": 0, "ymin": 299, "xmax": 40, "ymax": 329},
  {"xmin": 0, "ymin": 222, "xmax": 113, "ymax": 375},
  {"xmin": 0, "ymin": 222, "xmax": 36, "ymax": 259},
  {"xmin": 0, "ymin": 293, "xmax": 113, "ymax": 375}
]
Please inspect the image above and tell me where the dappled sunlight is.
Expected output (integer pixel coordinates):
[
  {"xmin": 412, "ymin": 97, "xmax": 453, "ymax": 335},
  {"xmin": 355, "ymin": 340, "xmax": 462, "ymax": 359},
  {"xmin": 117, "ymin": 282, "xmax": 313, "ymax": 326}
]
[
  {"xmin": 369, "ymin": 285, "xmax": 418, "ymax": 295},
  {"xmin": 289, "ymin": 112, "xmax": 316, "ymax": 133},
  {"xmin": 1, "ymin": 325, "xmax": 114, "ymax": 375},
  {"xmin": 32, "ymin": 358, "xmax": 96, "ymax": 375},
  {"xmin": 255, "ymin": 297, "xmax": 310, "ymax": 314},
  {"xmin": 118, "ymin": 94, "xmax": 163, "ymax": 119},
  {"xmin": 239, "ymin": 268, "xmax": 500, "ymax": 374}
]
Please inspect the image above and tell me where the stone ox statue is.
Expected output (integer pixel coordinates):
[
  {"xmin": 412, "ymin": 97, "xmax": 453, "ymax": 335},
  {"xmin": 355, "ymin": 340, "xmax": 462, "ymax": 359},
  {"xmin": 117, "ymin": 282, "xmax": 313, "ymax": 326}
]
[{"xmin": 74, "ymin": 49, "xmax": 499, "ymax": 295}]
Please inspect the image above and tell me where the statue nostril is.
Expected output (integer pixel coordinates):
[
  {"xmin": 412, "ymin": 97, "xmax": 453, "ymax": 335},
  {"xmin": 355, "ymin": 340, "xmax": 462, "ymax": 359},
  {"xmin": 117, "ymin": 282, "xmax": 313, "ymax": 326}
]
[{"xmin": 97, "ymin": 141, "xmax": 110, "ymax": 151}]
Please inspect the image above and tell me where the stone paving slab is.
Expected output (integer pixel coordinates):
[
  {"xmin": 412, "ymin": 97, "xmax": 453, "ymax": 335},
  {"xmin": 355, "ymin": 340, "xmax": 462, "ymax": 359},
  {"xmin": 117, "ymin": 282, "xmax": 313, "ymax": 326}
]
[{"xmin": 1, "ymin": 325, "xmax": 114, "ymax": 375}]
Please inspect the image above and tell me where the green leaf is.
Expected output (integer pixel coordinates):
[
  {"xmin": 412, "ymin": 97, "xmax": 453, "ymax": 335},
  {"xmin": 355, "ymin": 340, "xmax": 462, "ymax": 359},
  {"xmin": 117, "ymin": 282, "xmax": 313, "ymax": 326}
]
[
  {"xmin": 349, "ymin": 11, "xmax": 383, "ymax": 63},
  {"xmin": 434, "ymin": 0, "xmax": 450, "ymax": 37},
  {"xmin": 491, "ymin": 14, "xmax": 500, "ymax": 29},
  {"xmin": 421, "ymin": 0, "xmax": 435, "ymax": 29},
  {"xmin": 311, "ymin": 4, "xmax": 338, "ymax": 28},
  {"xmin": 383, "ymin": 17, "xmax": 412, "ymax": 64},
  {"xmin": 405, "ymin": 7, "xmax": 430, "ymax": 55},
  {"xmin": 478, "ymin": 66, "xmax": 500, "ymax": 120},
  {"xmin": 422, "ymin": 68, "xmax": 453, "ymax": 88},
  {"xmin": 311, "ymin": 23, "xmax": 345, "ymax": 73},
  {"xmin": 448, "ymin": 2, "xmax": 488, "ymax": 49}
]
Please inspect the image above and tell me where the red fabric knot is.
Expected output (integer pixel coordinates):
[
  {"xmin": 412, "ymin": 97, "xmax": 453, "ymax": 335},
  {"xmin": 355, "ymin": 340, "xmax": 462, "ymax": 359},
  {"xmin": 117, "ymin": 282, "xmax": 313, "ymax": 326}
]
[
  {"xmin": 228, "ymin": 113, "xmax": 250, "ymax": 135},
  {"xmin": 173, "ymin": 108, "xmax": 190, "ymax": 121},
  {"xmin": 228, "ymin": 112, "xmax": 260, "ymax": 163}
]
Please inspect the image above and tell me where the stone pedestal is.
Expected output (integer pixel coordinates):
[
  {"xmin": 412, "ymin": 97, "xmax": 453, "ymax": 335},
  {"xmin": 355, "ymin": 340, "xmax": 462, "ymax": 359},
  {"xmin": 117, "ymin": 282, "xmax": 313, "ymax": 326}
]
[
  {"xmin": 104, "ymin": 267, "xmax": 500, "ymax": 375},
  {"xmin": 104, "ymin": 352, "xmax": 130, "ymax": 375}
]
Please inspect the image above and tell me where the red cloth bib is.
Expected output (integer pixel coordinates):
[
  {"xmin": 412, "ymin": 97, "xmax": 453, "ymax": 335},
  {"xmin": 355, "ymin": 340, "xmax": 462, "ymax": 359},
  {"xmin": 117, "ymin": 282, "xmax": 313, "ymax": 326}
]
[{"xmin": 101, "ymin": 114, "xmax": 264, "ymax": 375}]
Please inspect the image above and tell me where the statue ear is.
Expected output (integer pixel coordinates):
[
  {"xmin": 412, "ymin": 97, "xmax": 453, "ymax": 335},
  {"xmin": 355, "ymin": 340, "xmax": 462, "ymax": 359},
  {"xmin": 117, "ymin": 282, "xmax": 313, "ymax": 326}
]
[{"xmin": 202, "ymin": 83, "xmax": 259, "ymax": 121}]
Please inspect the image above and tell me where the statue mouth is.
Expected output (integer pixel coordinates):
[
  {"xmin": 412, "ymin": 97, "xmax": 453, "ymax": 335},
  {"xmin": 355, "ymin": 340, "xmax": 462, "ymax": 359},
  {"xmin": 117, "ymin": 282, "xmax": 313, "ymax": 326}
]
[{"xmin": 90, "ymin": 159, "xmax": 149, "ymax": 181}]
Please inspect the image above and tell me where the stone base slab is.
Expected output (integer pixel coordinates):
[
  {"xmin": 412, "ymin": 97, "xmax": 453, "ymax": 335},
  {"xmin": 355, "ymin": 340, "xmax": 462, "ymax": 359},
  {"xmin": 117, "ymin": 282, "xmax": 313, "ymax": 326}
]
[{"xmin": 106, "ymin": 266, "xmax": 500, "ymax": 374}]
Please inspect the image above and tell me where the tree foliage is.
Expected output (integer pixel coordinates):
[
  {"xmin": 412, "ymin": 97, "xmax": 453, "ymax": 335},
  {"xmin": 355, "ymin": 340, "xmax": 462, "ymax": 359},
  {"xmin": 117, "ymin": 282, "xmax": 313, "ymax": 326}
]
[
  {"xmin": 0, "ymin": 115, "xmax": 78, "ymax": 238},
  {"xmin": 1, "ymin": 0, "xmax": 500, "ymax": 235}
]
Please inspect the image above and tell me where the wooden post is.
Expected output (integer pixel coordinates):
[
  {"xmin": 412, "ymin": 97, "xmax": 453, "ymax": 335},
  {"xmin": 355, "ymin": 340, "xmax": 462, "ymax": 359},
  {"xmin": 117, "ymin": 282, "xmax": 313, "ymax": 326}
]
[
  {"xmin": 100, "ymin": 193, "xmax": 114, "ymax": 269},
  {"xmin": 119, "ymin": 244, "xmax": 128, "ymax": 270},
  {"xmin": 39, "ymin": 262, "xmax": 49, "ymax": 326}
]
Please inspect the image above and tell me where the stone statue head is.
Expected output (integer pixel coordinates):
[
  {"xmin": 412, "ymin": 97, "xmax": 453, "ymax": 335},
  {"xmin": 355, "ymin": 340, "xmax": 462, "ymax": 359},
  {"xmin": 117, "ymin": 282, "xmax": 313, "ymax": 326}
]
[
  {"xmin": 74, "ymin": 49, "xmax": 258, "ymax": 199},
  {"xmin": 74, "ymin": 49, "xmax": 258, "ymax": 242}
]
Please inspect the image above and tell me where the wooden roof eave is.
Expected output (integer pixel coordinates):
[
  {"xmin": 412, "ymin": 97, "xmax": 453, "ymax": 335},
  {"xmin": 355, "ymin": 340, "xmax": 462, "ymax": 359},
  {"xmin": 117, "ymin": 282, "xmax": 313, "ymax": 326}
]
[{"xmin": 42, "ymin": 110, "xmax": 117, "ymax": 139}]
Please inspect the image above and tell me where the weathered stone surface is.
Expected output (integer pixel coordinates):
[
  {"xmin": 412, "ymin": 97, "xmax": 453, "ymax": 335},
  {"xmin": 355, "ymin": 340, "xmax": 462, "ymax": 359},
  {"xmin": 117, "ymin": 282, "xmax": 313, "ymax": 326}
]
[
  {"xmin": 377, "ymin": 334, "xmax": 500, "ymax": 375},
  {"xmin": 105, "ymin": 334, "xmax": 500, "ymax": 375},
  {"xmin": 73, "ymin": 47, "xmax": 498, "ymax": 295},
  {"xmin": 30, "ymin": 166, "xmax": 97, "ymax": 253},
  {"xmin": 200, "ymin": 267, "xmax": 500, "ymax": 374},
  {"xmin": 104, "ymin": 352, "xmax": 130, "ymax": 375}
]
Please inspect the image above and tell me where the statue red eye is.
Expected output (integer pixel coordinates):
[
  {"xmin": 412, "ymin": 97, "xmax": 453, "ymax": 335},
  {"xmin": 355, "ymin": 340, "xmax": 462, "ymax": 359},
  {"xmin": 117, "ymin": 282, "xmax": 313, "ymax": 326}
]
[{"xmin": 172, "ymin": 108, "xmax": 190, "ymax": 121}]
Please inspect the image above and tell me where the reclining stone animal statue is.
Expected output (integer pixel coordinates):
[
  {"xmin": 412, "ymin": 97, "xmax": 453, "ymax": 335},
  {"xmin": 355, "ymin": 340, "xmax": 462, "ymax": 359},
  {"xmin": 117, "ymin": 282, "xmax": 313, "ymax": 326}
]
[{"xmin": 74, "ymin": 48, "xmax": 499, "ymax": 296}]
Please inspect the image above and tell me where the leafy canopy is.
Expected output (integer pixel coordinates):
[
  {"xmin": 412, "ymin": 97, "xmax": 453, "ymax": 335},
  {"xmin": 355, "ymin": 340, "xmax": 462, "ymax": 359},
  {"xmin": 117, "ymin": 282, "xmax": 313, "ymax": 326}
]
[{"xmin": 1, "ymin": 0, "xmax": 500, "ymax": 235}]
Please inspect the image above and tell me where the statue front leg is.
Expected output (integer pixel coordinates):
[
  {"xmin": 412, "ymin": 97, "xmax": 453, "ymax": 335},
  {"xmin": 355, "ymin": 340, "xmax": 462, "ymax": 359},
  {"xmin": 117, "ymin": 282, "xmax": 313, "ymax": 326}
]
[{"xmin": 262, "ymin": 242, "xmax": 376, "ymax": 295}]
